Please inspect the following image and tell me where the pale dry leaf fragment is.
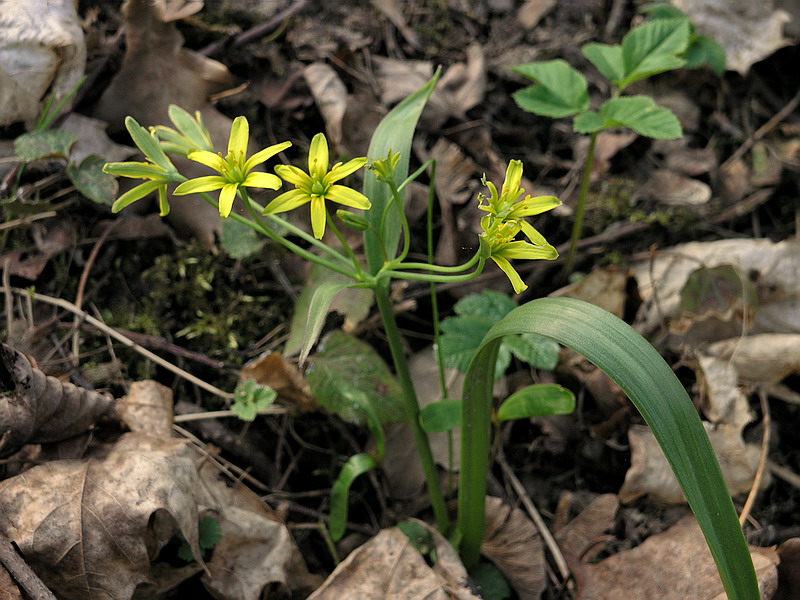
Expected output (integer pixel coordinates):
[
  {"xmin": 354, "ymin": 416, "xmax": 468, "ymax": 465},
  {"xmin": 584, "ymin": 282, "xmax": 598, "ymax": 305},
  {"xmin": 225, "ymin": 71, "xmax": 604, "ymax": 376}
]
[
  {"xmin": 371, "ymin": 0, "xmax": 421, "ymax": 50},
  {"xmin": 241, "ymin": 351, "xmax": 317, "ymax": 412},
  {"xmin": 0, "ymin": 432, "xmax": 203, "ymax": 600},
  {"xmin": 696, "ymin": 354, "xmax": 754, "ymax": 430},
  {"xmin": 636, "ymin": 169, "xmax": 712, "ymax": 207},
  {"xmin": 304, "ymin": 62, "xmax": 348, "ymax": 150},
  {"xmin": 619, "ymin": 423, "xmax": 765, "ymax": 504},
  {"xmin": 574, "ymin": 515, "xmax": 778, "ymax": 600},
  {"xmin": 706, "ymin": 333, "xmax": 800, "ymax": 384},
  {"xmin": 151, "ymin": 0, "xmax": 204, "ymax": 21},
  {"xmin": 119, "ymin": 380, "xmax": 174, "ymax": 436},
  {"xmin": 672, "ymin": 0, "xmax": 792, "ymax": 75},
  {"xmin": 481, "ymin": 497, "xmax": 547, "ymax": 600},
  {"xmin": 517, "ymin": 0, "xmax": 558, "ymax": 29},
  {"xmin": 632, "ymin": 238, "xmax": 800, "ymax": 337},
  {"xmin": 553, "ymin": 494, "xmax": 619, "ymax": 567},
  {"xmin": 307, "ymin": 522, "xmax": 479, "ymax": 600},
  {"xmin": 59, "ymin": 113, "xmax": 137, "ymax": 165},
  {"xmin": 551, "ymin": 267, "xmax": 629, "ymax": 319},
  {"xmin": 0, "ymin": 0, "xmax": 86, "ymax": 126},
  {"xmin": 0, "ymin": 343, "xmax": 116, "ymax": 457}
]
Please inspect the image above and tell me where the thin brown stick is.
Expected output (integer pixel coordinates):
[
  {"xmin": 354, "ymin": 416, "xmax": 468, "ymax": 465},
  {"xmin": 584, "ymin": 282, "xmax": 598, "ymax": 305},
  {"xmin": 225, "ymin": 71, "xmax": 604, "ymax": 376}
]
[
  {"xmin": 496, "ymin": 448, "xmax": 573, "ymax": 586},
  {"xmin": 0, "ymin": 533, "xmax": 57, "ymax": 600},
  {"xmin": 739, "ymin": 389, "xmax": 771, "ymax": 526},
  {"xmin": 11, "ymin": 288, "xmax": 233, "ymax": 400}
]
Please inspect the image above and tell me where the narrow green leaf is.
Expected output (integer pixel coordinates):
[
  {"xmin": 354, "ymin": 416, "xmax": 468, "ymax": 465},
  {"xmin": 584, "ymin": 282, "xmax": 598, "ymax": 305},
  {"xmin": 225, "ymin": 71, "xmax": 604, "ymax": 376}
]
[
  {"xmin": 364, "ymin": 70, "xmax": 441, "ymax": 273},
  {"xmin": 67, "ymin": 156, "xmax": 119, "ymax": 205},
  {"xmin": 14, "ymin": 130, "xmax": 76, "ymax": 161},
  {"xmin": 419, "ymin": 398, "xmax": 462, "ymax": 433},
  {"xmin": 600, "ymin": 96, "xmax": 683, "ymax": 139},
  {"xmin": 582, "ymin": 43, "xmax": 626, "ymax": 83},
  {"xmin": 306, "ymin": 331, "xmax": 407, "ymax": 424},
  {"xmin": 510, "ymin": 60, "xmax": 590, "ymax": 118},
  {"xmin": 458, "ymin": 297, "xmax": 758, "ymax": 600},
  {"xmin": 573, "ymin": 111, "xmax": 607, "ymax": 134},
  {"xmin": 330, "ymin": 453, "xmax": 377, "ymax": 540},
  {"xmin": 619, "ymin": 18, "xmax": 690, "ymax": 89},
  {"xmin": 496, "ymin": 384, "xmax": 575, "ymax": 421}
]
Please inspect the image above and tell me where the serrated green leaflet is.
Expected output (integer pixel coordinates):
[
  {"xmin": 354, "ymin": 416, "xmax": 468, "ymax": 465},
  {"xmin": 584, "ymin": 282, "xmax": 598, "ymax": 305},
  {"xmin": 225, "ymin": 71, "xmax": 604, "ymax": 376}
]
[
  {"xmin": 582, "ymin": 43, "xmax": 625, "ymax": 83},
  {"xmin": 510, "ymin": 60, "xmax": 589, "ymax": 118},
  {"xmin": 419, "ymin": 398, "xmax": 462, "ymax": 433},
  {"xmin": 458, "ymin": 297, "xmax": 758, "ymax": 600},
  {"xmin": 618, "ymin": 18, "xmax": 690, "ymax": 89},
  {"xmin": 600, "ymin": 96, "xmax": 682, "ymax": 139},
  {"xmin": 573, "ymin": 111, "xmax": 606, "ymax": 134},
  {"xmin": 496, "ymin": 384, "xmax": 575, "ymax": 421}
]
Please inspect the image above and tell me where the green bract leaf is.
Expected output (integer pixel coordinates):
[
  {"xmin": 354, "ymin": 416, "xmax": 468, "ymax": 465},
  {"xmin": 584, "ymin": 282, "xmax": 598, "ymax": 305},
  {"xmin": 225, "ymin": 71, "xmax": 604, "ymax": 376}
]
[
  {"xmin": 330, "ymin": 453, "xmax": 377, "ymax": 541},
  {"xmin": 67, "ymin": 156, "xmax": 119, "ymax": 205},
  {"xmin": 573, "ymin": 111, "xmax": 607, "ymax": 134},
  {"xmin": 496, "ymin": 384, "xmax": 575, "ymax": 422},
  {"xmin": 582, "ymin": 43, "xmax": 625, "ymax": 83},
  {"xmin": 600, "ymin": 96, "xmax": 683, "ymax": 139},
  {"xmin": 457, "ymin": 297, "xmax": 758, "ymax": 600},
  {"xmin": 364, "ymin": 70, "xmax": 441, "ymax": 273},
  {"xmin": 419, "ymin": 399, "xmax": 462, "ymax": 433},
  {"xmin": 618, "ymin": 18, "xmax": 690, "ymax": 89},
  {"xmin": 510, "ymin": 60, "xmax": 590, "ymax": 118},
  {"xmin": 220, "ymin": 218, "xmax": 266, "ymax": 259},
  {"xmin": 14, "ymin": 130, "xmax": 77, "ymax": 161},
  {"xmin": 307, "ymin": 331, "xmax": 407, "ymax": 424}
]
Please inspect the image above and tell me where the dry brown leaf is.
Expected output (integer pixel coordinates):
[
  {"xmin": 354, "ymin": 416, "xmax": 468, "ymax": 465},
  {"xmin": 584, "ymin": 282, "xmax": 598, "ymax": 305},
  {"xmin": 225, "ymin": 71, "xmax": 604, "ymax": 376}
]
[
  {"xmin": 574, "ymin": 515, "xmax": 778, "ymax": 600},
  {"xmin": 696, "ymin": 354, "xmax": 754, "ymax": 430},
  {"xmin": 0, "ymin": 0, "xmax": 86, "ymax": 126},
  {"xmin": 0, "ymin": 343, "xmax": 116, "ymax": 456},
  {"xmin": 619, "ymin": 423, "xmax": 764, "ymax": 504},
  {"xmin": 591, "ymin": 131, "xmax": 638, "ymax": 176},
  {"xmin": 304, "ymin": 62, "xmax": 348, "ymax": 150},
  {"xmin": 59, "ymin": 113, "xmax": 137, "ymax": 164},
  {"xmin": 119, "ymin": 380, "xmax": 174, "ymax": 436},
  {"xmin": 241, "ymin": 351, "xmax": 317, "ymax": 412},
  {"xmin": 0, "ymin": 432, "xmax": 203, "ymax": 600},
  {"xmin": 0, "ymin": 220, "xmax": 76, "ymax": 280},
  {"xmin": 672, "ymin": 0, "xmax": 792, "ymax": 75},
  {"xmin": 706, "ymin": 334, "xmax": 800, "ymax": 384},
  {"xmin": 0, "ymin": 566, "xmax": 23, "ymax": 600},
  {"xmin": 307, "ymin": 521, "xmax": 479, "ymax": 600},
  {"xmin": 775, "ymin": 537, "xmax": 800, "ymax": 600},
  {"xmin": 551, "ymin": 267, "xmax": 629, "ymax": 319},
  {"xmin": 151, "ymin": 0, "xmax": 204, "ymax": 21},
  {"xmin": 482, "ymin": 497, "xmax": 547, "ymax": 600},
  {"xmin": 517, "ymin": 0, "xmax": 557, "ymax": 29},
  {"xmin": 371, "ymin": 0, "xmax": 421, "ymax": 50},
  {"xmin": 554, "ymin": 494, "xmax": 620, "ymax": 566},
  {"xmin": 665, "ymin": 147, "xmax": 718, "ymax": 176},
  {"xmin": 633, "ymin": 238, "xmax": 800, "ymax": 337}
]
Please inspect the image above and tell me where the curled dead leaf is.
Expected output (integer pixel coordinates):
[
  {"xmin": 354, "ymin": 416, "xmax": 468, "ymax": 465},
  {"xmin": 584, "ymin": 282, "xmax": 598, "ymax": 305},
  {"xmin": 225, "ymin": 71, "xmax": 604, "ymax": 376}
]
[
  {"xmin": 0, "ymin": 343, "xmax": 115, "ymax": 457},
  {"xmin": 706, "ymin": 334, "xmax": 800, "ymax": 384}
]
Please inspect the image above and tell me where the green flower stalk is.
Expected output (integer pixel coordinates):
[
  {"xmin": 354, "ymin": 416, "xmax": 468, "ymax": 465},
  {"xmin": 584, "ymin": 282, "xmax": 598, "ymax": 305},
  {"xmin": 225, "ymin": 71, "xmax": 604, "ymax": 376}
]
[
  {"xmin": 103, "ymin": 117, "xmax": 183, "ymax": 217},
  {"xmin": 264, "ymin": 133, "xmax": 371, "ymax": 239},
  {"xmin": 174, "ymin": 116, "xmax": 291, "ymax": 218},
  {"xmin": 478, "ymin": 160, "xmax": 560, "ymax": 293}
]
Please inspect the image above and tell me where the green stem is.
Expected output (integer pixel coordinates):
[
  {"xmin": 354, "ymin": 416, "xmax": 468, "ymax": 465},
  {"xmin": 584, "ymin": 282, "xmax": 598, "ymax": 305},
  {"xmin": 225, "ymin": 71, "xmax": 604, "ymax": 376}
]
[
  {"xmin": 392, "ymin": 251, "xmax": 481, "ymax": 274},
  {"xmin": 325, "ymin": 208, "xmax": 366, "ymax": 278},
  {"xmin": 373, "ymin": 283, "xmax": 450, "ymax": 534},
  {"xmin": 380, "ymin": 261, "xmax": 485, "ymax": 284},
  {"xmin": 562, "ymin": 130, "xmax": 599, "ymax": 279}
]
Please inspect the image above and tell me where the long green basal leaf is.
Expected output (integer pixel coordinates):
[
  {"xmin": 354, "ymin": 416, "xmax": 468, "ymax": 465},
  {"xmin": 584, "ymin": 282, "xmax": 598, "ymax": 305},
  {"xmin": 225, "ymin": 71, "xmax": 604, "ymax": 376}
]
[
  {"xmin": 363, "ymin": 71, "xmax": 441, "ymax": 274},
  {"xmin": 458, "ymin": 297, "xmax": 758, "ymax": 600}
]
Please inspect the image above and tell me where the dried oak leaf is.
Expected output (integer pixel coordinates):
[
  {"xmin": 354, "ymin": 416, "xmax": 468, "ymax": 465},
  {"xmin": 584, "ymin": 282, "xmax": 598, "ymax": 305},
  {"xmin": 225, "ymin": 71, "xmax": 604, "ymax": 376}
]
[
  {"xmin": 574, "ymin": 515, "xmax": 778, "ymax": 600},
  {"xmin": 0, "ymin": 343, "xmax": 115, "ymax": 457},
  {"xmin": 307, "ymin": 520, "xmax": 479, "ymax": 600},
  {"xmin": 0, "ymin": 432, "xmax": 203, "ymax": 600}
]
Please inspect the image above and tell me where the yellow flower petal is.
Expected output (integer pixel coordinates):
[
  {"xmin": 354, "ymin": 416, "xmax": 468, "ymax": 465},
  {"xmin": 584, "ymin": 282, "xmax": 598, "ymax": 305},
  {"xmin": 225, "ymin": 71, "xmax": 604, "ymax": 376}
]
[
  {"xmin": 491, "ymin": 255, "xmax": 528, "ymax": 294},
  {"xmin": 263, "ymin": 189, "xmax": 311, "ymax": 215},
  {"xmin": 275, "ymin": 164, "xmax": 312, "ymax": 188},
  {"xmin": 218, "ymin": 182, "xmax": 239, "ymax": 217},
  {"xmin": 103, "ymin": 161, "xmax": 169, "ymax": 179},
  {"xmin": 310, "ymin": 194, "xmax": 327, "ymax": 239},
  {"xmin": 157, "ymin": 186, "xmax": 170, "ymax": 217},
  {"xmin": 325, "ymin": 157, "xmax": 367, "ymax": 184},
  {"xmin": 326, "ymin": 185, "xmax": 371, "ymax": 210},
  {"xmin": 519, "ymin": 220, "xmax": 547, "ymax": 246},
  {"xmin": 496, "ymin": 240, "xmax": 558, "ymax": 260},
  {"xmin": 228, "ymin": 116, "xmax": 249, "ymax": 158},
  {"xmin": 111, "ymin": 180, "xmax": 163, "ymax": 213},
  {"xmin": 308, "ymin": 133, "xmax": 329, "ymax": 178},
  {"xmin": 187, "ymin": 150, "xmax": 227, "ymax": 172},
  {"xmin": 501, "ymin": 159, "xmax": 523, "ymax": 199},
  {"xmin": 174, "ymin": 176, "xmax": 227, "ymax": 195},
  {"xmin": 242, "ymin": 171, "xmax": 282, "ymax": 190},
  {"xmin": 511, "ymin": 195, "xmax": 561, "ymax": 218},
  {"xmin": 244, "ymin": 141, "xmax": 292, "ymax": 173}
]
